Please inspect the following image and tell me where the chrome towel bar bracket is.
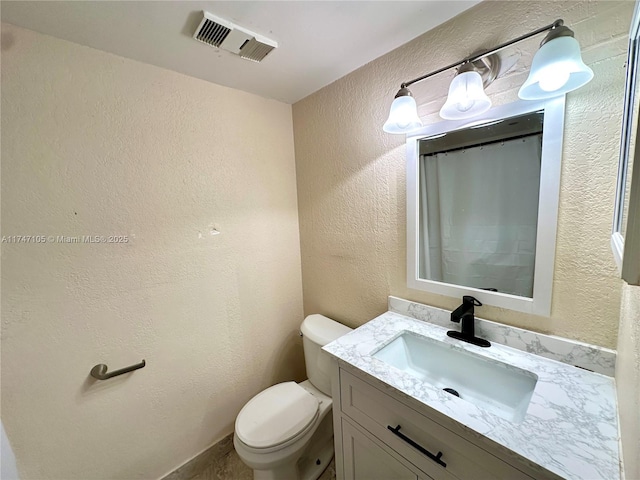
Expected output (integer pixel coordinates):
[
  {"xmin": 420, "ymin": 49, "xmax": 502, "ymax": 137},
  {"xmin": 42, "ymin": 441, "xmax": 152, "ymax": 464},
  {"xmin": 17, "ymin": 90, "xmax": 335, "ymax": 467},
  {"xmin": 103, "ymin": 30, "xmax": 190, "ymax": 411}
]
[{"xmin": 90, "ymin": 359, "xmax": 146, "ymax": 380}]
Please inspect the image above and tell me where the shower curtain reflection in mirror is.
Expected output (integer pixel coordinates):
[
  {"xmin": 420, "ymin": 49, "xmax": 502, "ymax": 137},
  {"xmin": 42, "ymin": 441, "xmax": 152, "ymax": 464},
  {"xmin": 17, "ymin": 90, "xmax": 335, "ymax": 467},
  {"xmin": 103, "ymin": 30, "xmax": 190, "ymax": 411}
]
[{"xmin": 419, "ymin": 135, "xmax": 542, "ymax": 298}]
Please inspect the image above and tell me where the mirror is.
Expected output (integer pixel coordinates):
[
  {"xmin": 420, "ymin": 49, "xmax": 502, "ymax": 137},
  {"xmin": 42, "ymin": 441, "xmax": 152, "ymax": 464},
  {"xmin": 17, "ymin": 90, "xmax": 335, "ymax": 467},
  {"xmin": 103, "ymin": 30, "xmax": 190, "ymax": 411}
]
[
  {"xmin": 418, "ymin": 111, "xmax": 543, "ymax": 298},
  {"xmin": 406, "ymin": 98, "xmax": 565, "ymax": 316},
  {"xmin": 613, "ymin": 0, "xmax": 640, "ymax": 285}
]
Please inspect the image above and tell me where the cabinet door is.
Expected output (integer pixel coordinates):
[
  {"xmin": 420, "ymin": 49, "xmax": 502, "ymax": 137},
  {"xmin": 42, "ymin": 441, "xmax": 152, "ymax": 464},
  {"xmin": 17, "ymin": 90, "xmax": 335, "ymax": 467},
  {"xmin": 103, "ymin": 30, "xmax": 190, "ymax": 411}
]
[{"xmin": 342, "ymin": 419, "xmax": 424, "ymax": 480}]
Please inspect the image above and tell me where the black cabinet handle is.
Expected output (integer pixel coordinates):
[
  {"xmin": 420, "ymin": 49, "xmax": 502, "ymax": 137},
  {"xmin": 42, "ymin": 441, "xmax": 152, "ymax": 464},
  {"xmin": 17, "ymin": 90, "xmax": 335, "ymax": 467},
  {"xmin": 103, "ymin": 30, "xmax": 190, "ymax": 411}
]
[{"xmin": 387, "ymin": 425, "xmax": 447, "ymax": 468}]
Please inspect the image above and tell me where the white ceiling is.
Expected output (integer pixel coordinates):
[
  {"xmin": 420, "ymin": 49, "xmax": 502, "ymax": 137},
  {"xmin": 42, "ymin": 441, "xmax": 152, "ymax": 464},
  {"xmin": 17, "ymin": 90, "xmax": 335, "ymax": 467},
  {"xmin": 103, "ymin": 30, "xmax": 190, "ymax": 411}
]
[{"xmin": 1, "ymin": 1, "xmax": 480, "ymax": 104}]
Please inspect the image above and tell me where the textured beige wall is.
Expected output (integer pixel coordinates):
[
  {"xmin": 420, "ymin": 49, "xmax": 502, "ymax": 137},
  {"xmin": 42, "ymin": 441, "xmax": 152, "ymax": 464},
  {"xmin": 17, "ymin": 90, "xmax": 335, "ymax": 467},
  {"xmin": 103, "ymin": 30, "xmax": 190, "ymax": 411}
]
[
  {"xmin": 616, "ymin": 282, "xmax": 640, "ymax": 480},
  {"xmin": 1, "ymin": 24, "xmax": 304, "ymax": 479},
  {"xmin": 293, "ymin": 1, "xmax": 632, "ymax": 348}
]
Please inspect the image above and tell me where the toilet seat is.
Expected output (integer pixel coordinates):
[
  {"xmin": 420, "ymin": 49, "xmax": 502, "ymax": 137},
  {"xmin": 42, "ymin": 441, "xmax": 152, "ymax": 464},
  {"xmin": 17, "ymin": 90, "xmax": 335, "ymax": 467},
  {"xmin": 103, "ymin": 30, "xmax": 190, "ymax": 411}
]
[{"xmin": 235, "ymin": 382, "xmax": 320, "ymax": 450}]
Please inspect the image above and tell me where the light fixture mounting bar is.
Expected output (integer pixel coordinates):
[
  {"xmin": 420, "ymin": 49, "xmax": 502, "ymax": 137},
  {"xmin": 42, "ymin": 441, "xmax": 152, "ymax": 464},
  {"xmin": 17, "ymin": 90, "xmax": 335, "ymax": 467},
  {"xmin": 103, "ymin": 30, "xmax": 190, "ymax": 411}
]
[{"xmin": 401, "ymin": 19, "xmax": 564, "ymax": 89}]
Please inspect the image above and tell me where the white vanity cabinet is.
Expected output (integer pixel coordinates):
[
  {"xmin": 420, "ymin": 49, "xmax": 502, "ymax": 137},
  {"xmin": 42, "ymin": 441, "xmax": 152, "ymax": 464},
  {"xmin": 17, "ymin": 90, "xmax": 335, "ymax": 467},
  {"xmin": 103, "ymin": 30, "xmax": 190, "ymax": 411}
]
[
  {"xmin": 341, "ymin": 418, "xmax": 428, "ymax": 480},
  {"xmin": 324, "ymin": 310, "xmax": 619, "ymax": 480},
  {"xmin": 332, "ymin": 365, "xmax": 554, "ymax": 480}
]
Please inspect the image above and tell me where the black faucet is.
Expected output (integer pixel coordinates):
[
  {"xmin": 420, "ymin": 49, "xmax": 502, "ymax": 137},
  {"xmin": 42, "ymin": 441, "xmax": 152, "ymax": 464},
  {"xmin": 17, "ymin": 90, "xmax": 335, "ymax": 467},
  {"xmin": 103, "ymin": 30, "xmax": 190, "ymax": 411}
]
[{"xmin": 447, "ymin": 296, "xmax": 491, "ymax": 347}]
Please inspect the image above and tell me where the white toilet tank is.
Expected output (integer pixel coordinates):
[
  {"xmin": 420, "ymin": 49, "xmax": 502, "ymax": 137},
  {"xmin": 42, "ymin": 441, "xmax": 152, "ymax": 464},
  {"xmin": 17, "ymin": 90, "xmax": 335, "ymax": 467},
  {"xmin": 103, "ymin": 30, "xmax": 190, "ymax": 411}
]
[{"xmin": 301, "ymin": 314, "xmax": 352, "ymax": 396}]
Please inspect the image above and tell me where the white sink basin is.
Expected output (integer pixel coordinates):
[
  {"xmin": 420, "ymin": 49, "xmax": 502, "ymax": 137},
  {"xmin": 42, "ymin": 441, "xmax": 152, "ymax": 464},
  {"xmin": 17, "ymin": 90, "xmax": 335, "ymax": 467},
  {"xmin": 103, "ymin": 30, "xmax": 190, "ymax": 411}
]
[{"xmin": 372, "ymin": 332, "xmax": 538, "ymax": 423}]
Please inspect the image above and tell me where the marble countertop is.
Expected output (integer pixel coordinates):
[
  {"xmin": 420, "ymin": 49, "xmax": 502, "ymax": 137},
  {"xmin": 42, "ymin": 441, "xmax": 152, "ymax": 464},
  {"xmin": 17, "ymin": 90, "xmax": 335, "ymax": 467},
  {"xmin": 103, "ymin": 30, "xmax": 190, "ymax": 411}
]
[{"xmin": 323, "ymin": 311, "xmax": 620, "ymax": 480}]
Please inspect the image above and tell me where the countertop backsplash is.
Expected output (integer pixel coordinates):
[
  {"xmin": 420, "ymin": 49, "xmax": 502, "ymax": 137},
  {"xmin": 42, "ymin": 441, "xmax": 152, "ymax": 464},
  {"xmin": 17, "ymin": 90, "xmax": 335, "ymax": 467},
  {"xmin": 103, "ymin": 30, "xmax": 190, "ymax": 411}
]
[{"xmin": 388, "ymin": 296, "xmax": 616, "ymax": 377}]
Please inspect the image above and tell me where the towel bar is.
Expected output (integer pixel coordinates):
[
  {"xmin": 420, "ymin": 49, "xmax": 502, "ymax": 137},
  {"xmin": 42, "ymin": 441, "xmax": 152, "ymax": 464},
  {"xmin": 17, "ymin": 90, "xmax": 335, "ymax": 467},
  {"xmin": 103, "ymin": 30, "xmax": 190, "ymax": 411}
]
[{"xmin": 90, "ymin": 360, "xmax": 146, "ymax": 380}]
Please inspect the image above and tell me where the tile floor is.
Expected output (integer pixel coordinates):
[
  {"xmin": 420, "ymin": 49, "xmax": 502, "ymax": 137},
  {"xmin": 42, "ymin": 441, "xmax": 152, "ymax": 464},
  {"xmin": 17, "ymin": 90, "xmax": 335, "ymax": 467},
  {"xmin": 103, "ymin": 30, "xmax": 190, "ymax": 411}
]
[{"xmin": 190, "ymin": 448, "xmax": 336, "ymax": 480}]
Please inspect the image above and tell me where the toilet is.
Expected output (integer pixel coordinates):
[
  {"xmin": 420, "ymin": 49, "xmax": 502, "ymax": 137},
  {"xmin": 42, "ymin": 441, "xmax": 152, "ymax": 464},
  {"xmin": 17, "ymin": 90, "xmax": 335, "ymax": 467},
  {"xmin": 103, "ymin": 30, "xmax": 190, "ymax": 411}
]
[{"xmin": 234, "ymin": 314, "xmax": 352, "ymax": 480}]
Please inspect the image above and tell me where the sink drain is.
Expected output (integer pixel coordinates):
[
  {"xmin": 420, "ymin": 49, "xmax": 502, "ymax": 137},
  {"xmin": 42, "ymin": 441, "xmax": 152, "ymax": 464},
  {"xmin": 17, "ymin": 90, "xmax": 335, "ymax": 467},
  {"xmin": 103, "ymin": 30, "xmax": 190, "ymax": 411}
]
[{"xmin": 443, "ymin": 388, "xmax": 460, "ymax": 397}]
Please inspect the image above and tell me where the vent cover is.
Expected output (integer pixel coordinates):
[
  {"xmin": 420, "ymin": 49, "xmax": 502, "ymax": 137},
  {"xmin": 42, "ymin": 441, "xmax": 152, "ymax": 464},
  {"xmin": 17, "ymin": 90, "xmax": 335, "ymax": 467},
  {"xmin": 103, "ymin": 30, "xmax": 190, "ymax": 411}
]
[
  {"xmin": 193, "ymin": 11, "xmax": 277, "ymax": 63},
  {"xmin": 195, "ymin": 17, "xmax": 231, "ymax": 48},
  {"xmin": 240, "ymin": 38, "xmax": 277, "ymax": 63}
]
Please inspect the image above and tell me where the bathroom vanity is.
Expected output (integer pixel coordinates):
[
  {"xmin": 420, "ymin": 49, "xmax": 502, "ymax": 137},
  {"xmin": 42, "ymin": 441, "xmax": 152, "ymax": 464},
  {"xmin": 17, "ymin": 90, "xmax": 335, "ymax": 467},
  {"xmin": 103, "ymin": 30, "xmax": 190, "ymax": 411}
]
[{"xmin": 323, "ymin": 302, "xmax": 620, "ymax": 480}]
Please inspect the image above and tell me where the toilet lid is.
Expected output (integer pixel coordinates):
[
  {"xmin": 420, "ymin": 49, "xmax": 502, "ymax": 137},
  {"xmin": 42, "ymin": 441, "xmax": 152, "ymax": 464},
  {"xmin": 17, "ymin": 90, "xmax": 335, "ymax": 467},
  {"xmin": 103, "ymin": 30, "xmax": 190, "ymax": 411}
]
[{"xmin": 235, "ymin": 382, "xmax": 319, "ymax": 449}]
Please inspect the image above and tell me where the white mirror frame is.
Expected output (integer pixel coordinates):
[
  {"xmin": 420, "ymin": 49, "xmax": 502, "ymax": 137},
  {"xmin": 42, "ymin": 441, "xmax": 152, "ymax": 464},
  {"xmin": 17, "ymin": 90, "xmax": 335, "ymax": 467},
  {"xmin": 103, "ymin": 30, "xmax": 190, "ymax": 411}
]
[
  {"xmin": 406, "ymin": 97, "xmax": 565, "ymax": 316},
  {"xmin": 613, "ymin": 0, "xmax": 640, "ymax": 285}
]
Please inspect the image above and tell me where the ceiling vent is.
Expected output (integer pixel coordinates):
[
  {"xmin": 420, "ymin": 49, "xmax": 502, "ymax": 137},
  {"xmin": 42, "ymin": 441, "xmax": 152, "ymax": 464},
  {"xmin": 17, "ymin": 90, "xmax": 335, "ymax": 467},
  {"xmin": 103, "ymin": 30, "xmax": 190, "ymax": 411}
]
[{"xmin": 193, "ymin": 11, "xmax": 277, "ymax": 63}]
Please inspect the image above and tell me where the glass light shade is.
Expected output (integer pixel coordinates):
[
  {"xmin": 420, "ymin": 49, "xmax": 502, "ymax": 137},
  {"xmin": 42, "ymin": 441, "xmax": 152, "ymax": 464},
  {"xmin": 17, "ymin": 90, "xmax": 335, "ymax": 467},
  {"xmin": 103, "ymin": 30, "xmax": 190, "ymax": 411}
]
[
  {"xmin": 518, "ymin": 36, "xmax": 594, "ymax": 100},
  {"xmin": 383, "ymin": 95, "xmax": 423, "ymax": 134},
  {"xmin": 439, "ymin": 71, "xmax": 491, "ymax": 120}
]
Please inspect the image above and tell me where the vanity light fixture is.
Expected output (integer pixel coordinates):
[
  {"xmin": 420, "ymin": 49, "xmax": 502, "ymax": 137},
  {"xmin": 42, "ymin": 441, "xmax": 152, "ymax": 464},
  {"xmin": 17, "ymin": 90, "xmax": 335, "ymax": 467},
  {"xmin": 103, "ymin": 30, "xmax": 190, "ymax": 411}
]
[
  {"xmin": 383, "ymin": 19, "xmax": 593, "ymax": 134},
  {"xmin": 382, "ymin": 87, "xmax": 423, "ymax": 133},
  {"xmin": 439, "ymin": 68, "xmax": 492, "ymax": 120},
  {"xmin": 518, "ymin": 25, "xmax": 594, "ymax": 99}
]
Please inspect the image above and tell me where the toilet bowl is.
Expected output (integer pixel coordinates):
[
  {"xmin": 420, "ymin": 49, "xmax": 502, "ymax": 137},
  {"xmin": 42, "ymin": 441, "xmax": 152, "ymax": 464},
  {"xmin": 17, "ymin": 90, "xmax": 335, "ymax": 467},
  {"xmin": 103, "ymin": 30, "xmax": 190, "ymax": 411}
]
[{"xmin": 234, "ymin": 314, "xmax": 352, "ymax": 480}]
